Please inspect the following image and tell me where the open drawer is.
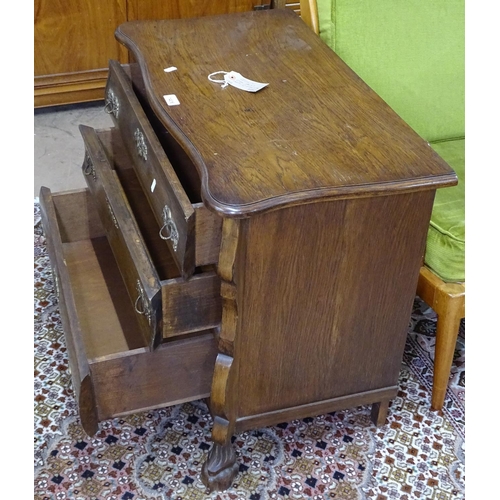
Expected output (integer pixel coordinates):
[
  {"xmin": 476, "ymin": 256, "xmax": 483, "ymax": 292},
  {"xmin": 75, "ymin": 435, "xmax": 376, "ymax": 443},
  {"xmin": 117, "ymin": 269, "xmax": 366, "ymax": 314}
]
[
  {"xmin": 39, "ymin": 186, "xmax": 218, "ymax": 436},
  {"xmin": 80, "ymin": 125, "xmax": 222, "ymax": 350},
  {"xmin": 104, "ymin": 59, "xmax": 222, "ymax": 278}
]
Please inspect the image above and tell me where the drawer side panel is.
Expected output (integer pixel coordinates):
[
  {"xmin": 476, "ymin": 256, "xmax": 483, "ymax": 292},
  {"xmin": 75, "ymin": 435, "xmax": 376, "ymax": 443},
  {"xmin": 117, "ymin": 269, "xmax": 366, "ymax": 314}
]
[{"xmin": 39, "ymin": 187, "xmax": 99, "ymax": 435}]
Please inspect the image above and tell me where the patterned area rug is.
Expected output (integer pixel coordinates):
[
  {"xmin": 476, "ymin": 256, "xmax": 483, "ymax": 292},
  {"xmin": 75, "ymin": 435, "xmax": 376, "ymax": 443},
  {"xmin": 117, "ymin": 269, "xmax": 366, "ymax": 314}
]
[{"xmin": 34, "ymin": 203, "xmax": 465, "ymax": 500}]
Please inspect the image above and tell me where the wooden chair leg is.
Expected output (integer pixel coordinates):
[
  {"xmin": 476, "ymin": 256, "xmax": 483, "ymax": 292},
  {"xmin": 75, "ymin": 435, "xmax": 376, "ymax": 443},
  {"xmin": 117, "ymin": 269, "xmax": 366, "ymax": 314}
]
[
  {"xmin": 416, "ymin": 266, "xmax": 465, "ymax": 411},
  {"xmin": 431, "ymin": 306, "xmax": 462, "ymax": 411}
]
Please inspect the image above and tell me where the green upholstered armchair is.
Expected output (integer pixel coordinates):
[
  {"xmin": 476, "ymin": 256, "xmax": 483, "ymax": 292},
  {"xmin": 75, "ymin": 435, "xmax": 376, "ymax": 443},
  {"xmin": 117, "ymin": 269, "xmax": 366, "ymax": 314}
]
[{"xmin": 300, "ymin": 0, "xmax": 465, "ymax": 411}]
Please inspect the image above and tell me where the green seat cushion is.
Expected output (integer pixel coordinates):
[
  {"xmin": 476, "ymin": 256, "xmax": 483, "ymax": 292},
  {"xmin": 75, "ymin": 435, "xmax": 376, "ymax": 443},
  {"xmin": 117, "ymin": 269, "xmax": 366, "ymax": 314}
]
[
  {"xmin": 317, "ymin": 0, "xmax": 465, "ymax": 142},
  {"xmin": 425, "ymin": 139, "xmax": 465, "ymax": 282}
]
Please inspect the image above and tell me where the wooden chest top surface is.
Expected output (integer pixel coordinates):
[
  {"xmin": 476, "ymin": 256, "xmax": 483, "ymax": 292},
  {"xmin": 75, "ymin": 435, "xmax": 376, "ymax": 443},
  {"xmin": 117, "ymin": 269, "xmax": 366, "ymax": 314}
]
[{"xmin": 116, "ymin": 9, "xmax": 456, "ymax": 216}]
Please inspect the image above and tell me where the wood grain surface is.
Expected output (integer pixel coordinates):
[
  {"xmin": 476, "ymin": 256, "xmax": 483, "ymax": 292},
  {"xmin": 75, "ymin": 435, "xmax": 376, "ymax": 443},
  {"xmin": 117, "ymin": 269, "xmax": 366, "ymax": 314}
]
[
  {"xmin": 234, "ymin": 190, "xmax": 435, "ymax": 417},
  {"xmin": 127, "ymin": 0, "xmax": 266, "ymax": 22},
  {"xmin": 116, "ymin": 9, "xmax": 456, "ymax": 216}
]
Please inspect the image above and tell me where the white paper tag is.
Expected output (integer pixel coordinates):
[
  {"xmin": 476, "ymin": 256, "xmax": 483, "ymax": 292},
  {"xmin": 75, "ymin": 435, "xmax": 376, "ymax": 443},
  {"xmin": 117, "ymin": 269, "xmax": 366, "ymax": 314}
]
[
  {"xmin": 164, "ymin": 94, "xmax": 180, "ymax": 106},
  {"xmin": 224, "ymin": 71, "xmax": 268, "ymax": 92},
  {"xmin": 164, "ymin": 66, "xmax": 177, "ymax": 72}
]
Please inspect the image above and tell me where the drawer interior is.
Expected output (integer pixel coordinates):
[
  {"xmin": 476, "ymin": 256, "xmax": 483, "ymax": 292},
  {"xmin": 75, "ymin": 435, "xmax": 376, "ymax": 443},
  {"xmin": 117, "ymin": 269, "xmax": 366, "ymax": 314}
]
[{"xmin": 51, "ymin": 190, "xmax": 147, "ymax": 360}]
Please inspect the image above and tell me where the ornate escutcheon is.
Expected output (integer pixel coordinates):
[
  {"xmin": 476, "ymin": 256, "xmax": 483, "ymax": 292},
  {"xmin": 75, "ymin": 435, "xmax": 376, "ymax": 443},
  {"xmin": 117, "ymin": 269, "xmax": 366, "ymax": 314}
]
[{"xmin": 134, "ymin": 128, "xmax": 148, "ymax": 161}]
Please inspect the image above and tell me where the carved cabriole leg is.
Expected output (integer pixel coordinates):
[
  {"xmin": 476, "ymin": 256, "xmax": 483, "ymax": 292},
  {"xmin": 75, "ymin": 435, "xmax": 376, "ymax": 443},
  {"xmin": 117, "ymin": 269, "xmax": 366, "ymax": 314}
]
[
  {"xmin": 201, "ymin": 219, "xmax": 241, "ymax": 491},
  {"xmin": 201, "ymin": 415, "xmax": 238, "ymax": 491}
]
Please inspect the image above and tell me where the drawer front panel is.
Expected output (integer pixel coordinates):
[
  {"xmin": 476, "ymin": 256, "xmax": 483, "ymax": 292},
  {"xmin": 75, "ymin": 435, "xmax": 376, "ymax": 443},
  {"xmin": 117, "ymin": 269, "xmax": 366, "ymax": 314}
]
[
  {"xmin": 80, "ymin": 125, "xmax": 163, "ymax": 350},
  {"xmin": 162, "ymin": 271, "xmax": 222, "ymax": 339},
  {"xmin": 105, "ymin": 59, "xmax": 197, "ymax": 278}
]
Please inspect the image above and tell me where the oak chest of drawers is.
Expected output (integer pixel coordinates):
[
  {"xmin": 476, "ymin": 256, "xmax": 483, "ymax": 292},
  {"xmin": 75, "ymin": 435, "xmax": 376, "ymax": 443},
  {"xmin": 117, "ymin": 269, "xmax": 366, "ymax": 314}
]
[{"xmin": 40, "ymin": 8, "xmax": 457, "ymax": 491}]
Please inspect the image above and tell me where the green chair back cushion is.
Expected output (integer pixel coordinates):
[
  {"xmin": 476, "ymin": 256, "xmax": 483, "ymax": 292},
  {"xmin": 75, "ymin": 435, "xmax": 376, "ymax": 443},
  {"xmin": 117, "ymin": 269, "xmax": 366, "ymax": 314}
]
[
  {"xmin": 426, "ymin": 139, "xmax": 465, "ymax": 282},
  {"xmin": 317, "ymin": 0, "xmax": 465, "ymax": 142}
]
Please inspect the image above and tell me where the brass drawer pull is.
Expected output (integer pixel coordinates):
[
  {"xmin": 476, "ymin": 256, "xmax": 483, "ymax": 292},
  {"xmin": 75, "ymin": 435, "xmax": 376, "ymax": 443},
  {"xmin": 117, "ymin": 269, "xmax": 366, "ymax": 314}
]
[
  {"xmin": 104, "ymin": 89, "xmax": 120, "ymax": 117},
  {"xmin": 83, "ymin": 154, "xmax": 96, "ymax": 181},
  {"xmin": 159, "ymin": 205, "xmax": 179, "ymax": 251},
  {"xmin": 106, "ymin": 199, "xmax": 119, "ymax": 229},
  {"xmin": 134, "ymin": 280, "xmax": 151, "ymax": 323},
  {"xmin": 134, "ymin": 128, "xmax": 148, "ymax": 160}
]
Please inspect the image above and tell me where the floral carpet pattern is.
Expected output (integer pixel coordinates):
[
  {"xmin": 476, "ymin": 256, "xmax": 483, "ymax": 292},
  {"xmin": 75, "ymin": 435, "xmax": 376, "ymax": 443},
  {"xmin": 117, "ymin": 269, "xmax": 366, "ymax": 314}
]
[{"xmin": 34, "ymin": 203, "xmax": 465, "ymax": 500}]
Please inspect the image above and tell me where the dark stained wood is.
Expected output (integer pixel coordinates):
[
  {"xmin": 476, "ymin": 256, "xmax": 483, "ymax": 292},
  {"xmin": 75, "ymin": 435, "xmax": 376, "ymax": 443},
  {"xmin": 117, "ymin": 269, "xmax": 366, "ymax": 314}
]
[
  {"xmin": 39, "ymin": 187, "xmax": 114, "ymax": 435},
  {"xmin": 39, "ymin": 186, "xmax": 220, "ymax": 436},
  {"xmin": 115, "ymin": 9, "xmax": 457, "ymax": 217},
  {"xmin": 195, "ymin": 205, "xmax": 223, "ymax": 265},
  {"xmin": 78, "ymin": 376, "xmax": 99, "ymax": 436},
  {"xmin": 202, "ymin": 219, "xmax": 241, "ymax": 489},
  {"xmin": 201, "ymin": 424, "xmax": 239, "ymax": 492},
  {"xmin": 123, "ymin": 62, "xmax": 203, "ymax": 201},
  {"xmin": 111, "ymin": 12, "xmax": 459, "ymax": 490},
  {"xmin": 80, "ymin": 125, "xmax": 164, "ymax": 350},
  {"xmin": 162, "ymin": 272, "xmax": 222, "ymax": 338},
  {"xmin": 371, "ymin": 401, "xmax": 390, "ymax": 427},
  {"xmin": 80, "ymin": 125, "xmax": 222, "ymax": 344},
  {"xmin": 235, "ymin": 192, "xmax": 435, "ymax": 417},
  {"xmin": 106, "ymin": 61, "xmax": 195, "ymax": 277},
  {"xmin": 204, "ymin": 190, "xmax": 435, "ymax": 488},
  {"xmin": 65, "ymin": 237, "xmax": 146, "ymax": 357},
  {"xmin": 40, "ymin": 9, "xmax": 460, "ymax": 488},
  {"xmin": 41, "ymin": 187, "xmax": 104, "ymax": 243},
  {"xmin": 122, "ymin": 63, "xmax": 224, "ymax": 266},
  {"xmin": 236, "ymin": 386, "xmax": 397, "ymax": 432},
  {"xmin": 106, "ymin": 60, "xmax": 222, "ymax": 277},
  {"xmin": 97, "ymin": 126, "xmax": 223, "ymax": 339},
  {"xmin": 106, "ymin": 155, "xmax": 181, "ymax": 281},
  {"xmin": 91, "ymin": 333, "xmax": 218, "ymax": 420},
  {"xmin": 105, "ymin": 61, "xmax": 196, "ymax": 277}
]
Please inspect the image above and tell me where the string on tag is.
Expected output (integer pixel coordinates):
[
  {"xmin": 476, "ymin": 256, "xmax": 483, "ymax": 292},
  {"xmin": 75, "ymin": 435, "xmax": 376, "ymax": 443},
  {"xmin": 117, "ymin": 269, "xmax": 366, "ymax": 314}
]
[{"xmin": 208, "ymin": 71, "xmax": 230, "ymax": 88}]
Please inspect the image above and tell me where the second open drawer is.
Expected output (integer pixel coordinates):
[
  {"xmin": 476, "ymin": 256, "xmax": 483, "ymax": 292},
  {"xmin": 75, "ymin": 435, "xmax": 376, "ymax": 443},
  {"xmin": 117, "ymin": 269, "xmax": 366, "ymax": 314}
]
[{"xmin": 80, "ymin": 125, "xmax": 222, "ymax": 350}]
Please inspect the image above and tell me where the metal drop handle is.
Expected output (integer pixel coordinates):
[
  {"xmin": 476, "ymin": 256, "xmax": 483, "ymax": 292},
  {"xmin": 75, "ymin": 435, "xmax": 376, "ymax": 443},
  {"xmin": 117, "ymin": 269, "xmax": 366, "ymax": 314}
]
[
  {"xmin": 159, "ymin": 205, "xmax": 179, "ymax": 251},
  {"xmin": 134, "ymin": 280, "xmax": 151, "ymax": 324},
  {"xmin": 104, "ymin": 89, "xmax": 119, "ymax": 117},
  {"xmin": 83, "ymin": 154, "xmax": 96, "ymax": 181}
]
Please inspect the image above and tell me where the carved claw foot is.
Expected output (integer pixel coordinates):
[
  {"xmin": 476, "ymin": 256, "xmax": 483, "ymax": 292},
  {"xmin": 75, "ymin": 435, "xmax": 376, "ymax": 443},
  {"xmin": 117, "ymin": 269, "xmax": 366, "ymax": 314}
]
[{"xmin": 201, "ymin": 442, "xmax": 239, "ymax": 491}]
